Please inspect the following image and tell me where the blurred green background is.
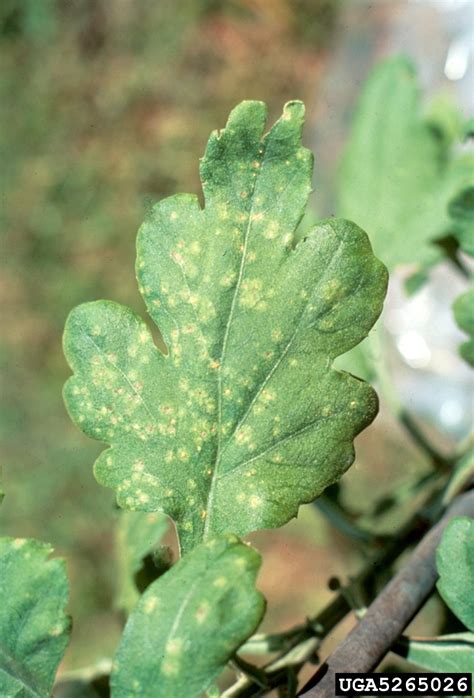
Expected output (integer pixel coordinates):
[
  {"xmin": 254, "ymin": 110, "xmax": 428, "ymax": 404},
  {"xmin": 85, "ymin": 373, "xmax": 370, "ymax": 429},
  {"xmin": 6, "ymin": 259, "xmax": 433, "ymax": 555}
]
[{"xmin": 1, "ymin": 0, "xmax": 468, "ymax": 682}]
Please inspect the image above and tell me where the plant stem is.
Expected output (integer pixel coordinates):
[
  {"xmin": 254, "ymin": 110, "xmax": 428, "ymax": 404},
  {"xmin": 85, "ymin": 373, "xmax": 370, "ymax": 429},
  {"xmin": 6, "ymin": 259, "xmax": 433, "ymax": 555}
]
[
  {"xmin": 313, "ymin": 495, "xmax": 376, "ymax": 545},
  {"xmin": 299, "ymin": 489, "xmax": 474, "ymax": 696},
  {"xmin": 231, "ymin": 656, "xmax": 271, "ymax": 689}
]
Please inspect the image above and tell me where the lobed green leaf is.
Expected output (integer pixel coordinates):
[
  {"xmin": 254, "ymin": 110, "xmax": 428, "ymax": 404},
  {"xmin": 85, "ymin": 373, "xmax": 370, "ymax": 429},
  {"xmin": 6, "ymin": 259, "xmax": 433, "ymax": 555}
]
[
  {"xmin": 111, "ymin": 533, "xmax": 264, "ymax": 698},
  {"xmin": 0, "ymin": 538, "xmax": 70, "ymax": 698},
  {"xmin": 63, "ymin": 100, "xmax": 387, "ymax": 553}
]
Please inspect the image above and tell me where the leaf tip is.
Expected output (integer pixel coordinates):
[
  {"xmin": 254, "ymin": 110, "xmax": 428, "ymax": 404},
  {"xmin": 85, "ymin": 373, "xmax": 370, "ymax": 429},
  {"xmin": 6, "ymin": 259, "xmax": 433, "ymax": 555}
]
[{"xmin": 225, "ymin": 100, "xmax": 268, "ymax": 134}]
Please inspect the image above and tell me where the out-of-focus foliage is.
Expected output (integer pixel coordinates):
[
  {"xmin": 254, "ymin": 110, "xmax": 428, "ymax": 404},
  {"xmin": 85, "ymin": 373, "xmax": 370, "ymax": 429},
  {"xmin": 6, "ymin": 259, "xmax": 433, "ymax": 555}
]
[
  {"xmin": 449, "ymin": 186, "xmax": 474, "ymax": 257},
  {"xmin": 449, "ymin": 184, "xmax": 473, "ymax": 366},
  {"xmin": 453, "ymin": 289, "xmax": 474, "ymax": 366},
  {"xmin": 115, "ymin": 511, "xmax": 168, "ymax": 614},
  {"xmin": 335, "ymin": 57, "xmax": 474, "ymax": 381},
  {"xmin": 0, "ymin": 0, "xmax": 339, "ymax": 668},
  {"xmin": 338, "ymin": 56, "xmax": 473, "ymax": 274},
  {"xmin": 443, "ymin": 449, "xmax": 474, "ymax": 505}
]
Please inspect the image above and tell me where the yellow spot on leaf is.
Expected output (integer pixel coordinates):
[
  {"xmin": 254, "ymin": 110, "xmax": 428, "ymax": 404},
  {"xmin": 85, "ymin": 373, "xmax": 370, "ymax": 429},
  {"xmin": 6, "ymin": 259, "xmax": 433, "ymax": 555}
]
[
  {"xmin": 249, "ymin": 495, "xmax": 263, "ymax": 509},
  {"xmin": 144, "ymin": 596, "xmax": 158, "ymax": 614},
  {"xmin": 213, "ymin": 576, "xmax": 228, "ymax": 588},
  {"xmin": 195, "ymin": 601, "xmax": 210, "ymax": 624}
]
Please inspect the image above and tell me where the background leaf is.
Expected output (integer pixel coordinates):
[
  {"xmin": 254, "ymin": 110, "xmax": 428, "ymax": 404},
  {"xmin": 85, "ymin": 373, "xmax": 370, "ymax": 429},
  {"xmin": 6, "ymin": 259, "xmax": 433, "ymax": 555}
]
[
  {"xmin": 338, "ymin": 56, "xmax": 473, "ymax": 273},
  {"xmin": 449, "ymin": 187, "xmax": 474, "ymax": 257},
  {"xmin": 115, "ymin": 511, "xmax": 168, "ymax": 614},
  {"xmin": 63, "ymin": 101, "xmax": 387, "ymax": 553},
  {"xmin": 393, "ymin": 632, "xmax": 474, "ymax": 672},
  {"xmin": 0, "ymin": 537, "xmax": 70, "ymax": 697},
  {"xmin": 453, "ymin": 289, "xmax": 474, "ymax": 366},
  {"xmin": 437, "ymin": 517, "xmax": 474, "ymax": 631},
  {"xmin": 111, "ymin": 533, "xmax": 265, "ymax": 698}
]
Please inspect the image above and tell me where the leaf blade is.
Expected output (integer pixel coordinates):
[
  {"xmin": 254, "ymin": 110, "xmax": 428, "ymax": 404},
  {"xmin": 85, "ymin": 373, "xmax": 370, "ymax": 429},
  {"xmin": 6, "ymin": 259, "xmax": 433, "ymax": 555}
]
[
  {"xmin": 437, "ymin": 516, "xmax": 474, "ymax": 631},
  {"xmin": 111, "ymin": 534, "xmax": 265, "ymax": 698},
  {"xmin": 0, "ymin": 538, "xmax": 70, "ymax": 698},
  {"xmin": 64, "ymin": 101, "xmax": 387, "ymax": 552}
]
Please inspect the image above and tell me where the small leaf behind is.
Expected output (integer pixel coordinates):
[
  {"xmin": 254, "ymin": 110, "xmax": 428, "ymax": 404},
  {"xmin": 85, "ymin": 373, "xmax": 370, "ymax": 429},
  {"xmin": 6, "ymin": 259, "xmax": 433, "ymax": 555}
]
[
  {"xmin": 453, "ymin": 289, "xmax": 474, "ymax": 367},
  {"xmin": 111, "ymin": 533, "xmax": 265, "ymax": 698},
  {"xmin": 449, "ymin": 187, "xmax": 474, "ymax": 257},
  {"xmin": 338, "ymin": 56, "xmax": 474, "ymax": 273},
  {"xmin": 115, "ymin": 510, "xmax": 168, "ymax": 613}
]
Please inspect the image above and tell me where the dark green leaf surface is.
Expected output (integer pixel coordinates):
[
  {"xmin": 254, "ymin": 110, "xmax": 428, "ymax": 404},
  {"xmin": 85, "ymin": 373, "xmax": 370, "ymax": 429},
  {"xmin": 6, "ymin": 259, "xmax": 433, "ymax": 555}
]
[
  {"xmin": 64, "ymin": 101, "xmax": 387, "ymax": 552},
  {"xmin": 111, "ymin": 533, "xmax": 264, "ymax": 698},
  {"xmin": 0, "ymin": 538, "xmax": 70, "ymax": 697},
  {"xmin": 394, "ymin": 633, "xmax": 474, "ymax": 672},
  {"xmin": 338, "ymin": 57, "xmax": 474, "ymax": 272},
  {"xmin": 115, "ymin": 511, "xmax": 168, "ymax": 613},
  {"xmin": 453, "ymin": 289, "xmax": 474, "ymax": 366},
  {"xmin": 437, "ymin": 517, "xmax": 474, "ymax": 631}
]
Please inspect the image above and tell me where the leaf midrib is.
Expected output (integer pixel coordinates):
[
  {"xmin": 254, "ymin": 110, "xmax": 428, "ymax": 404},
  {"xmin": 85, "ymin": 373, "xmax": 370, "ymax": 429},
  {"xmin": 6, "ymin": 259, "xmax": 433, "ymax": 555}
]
[
  {"xmin": 152, "ymin": 544, "xmax": 233, "ymax": 677},
  {"xmin": 203, "ymin": 138, "xmax": 266, "ymax": 538}
]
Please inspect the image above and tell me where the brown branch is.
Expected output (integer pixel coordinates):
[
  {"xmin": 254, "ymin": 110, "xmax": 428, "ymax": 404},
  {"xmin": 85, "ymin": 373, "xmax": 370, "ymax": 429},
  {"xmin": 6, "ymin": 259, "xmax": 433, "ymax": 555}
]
[{"xmin": 298, "ymin": 489, "xmax": 474, "ymax": 697}]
